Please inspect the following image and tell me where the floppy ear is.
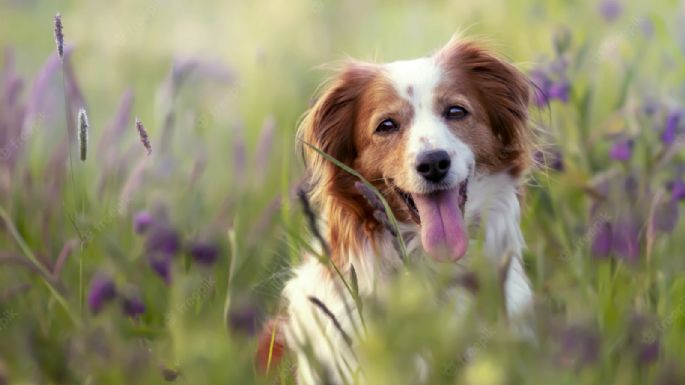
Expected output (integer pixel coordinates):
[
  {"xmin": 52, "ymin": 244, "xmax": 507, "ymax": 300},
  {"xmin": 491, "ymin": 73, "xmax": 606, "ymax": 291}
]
[
  {"xmin": 438, "ymin": 40, "xmax": 532, "ymax": 177},
  {"xmin": 298, "ymin": 62, "xmax": 379, "ymax": 266},
  {"xmin": 300, "ymin": 63, "xmax": 377, "ymax": 191}
]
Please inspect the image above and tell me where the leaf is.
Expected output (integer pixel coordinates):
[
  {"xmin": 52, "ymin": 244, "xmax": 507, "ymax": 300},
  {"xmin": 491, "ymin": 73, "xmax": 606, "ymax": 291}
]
[{"xmin": 350, "ymin": 264, "xmax": 359, "ymax": 298}]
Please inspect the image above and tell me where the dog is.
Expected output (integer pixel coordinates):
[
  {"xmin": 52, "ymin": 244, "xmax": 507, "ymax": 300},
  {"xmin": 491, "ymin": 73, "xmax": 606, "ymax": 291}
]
[{"xmin": 257, "ymin": 37, "xmax": 535, "ymax": 385}]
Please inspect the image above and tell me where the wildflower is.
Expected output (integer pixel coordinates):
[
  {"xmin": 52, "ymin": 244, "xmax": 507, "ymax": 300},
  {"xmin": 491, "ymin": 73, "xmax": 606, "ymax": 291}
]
[
  {"xmin": 87, "ymin": 274, "xmax": 117, "ymax": 314},
  {"xmin": 558, "ymin": 325, "xmax": 600, "ymax": 368},
  {"xmin": 308, "ymin": 296, "xmax": 352, "ymax": 346},
  {"xmin": 297, "ymin": 188, "xmax": 331, "ymax": 256},
  {"xmin": 453, "ymin": 271, "xmax": 479, "ymax": 293},
  {"xmin": 228, "ymin": 303, "xmax": 260, "ymax": 335},
  {"xmin": 598, "ymin": 0, "xmax": 622, "ymax": 22},
  {"xmin": 233, "ymin": 130, "xmax": 246, "ymax": 183},
  {"xmin": 591, "ymin": 221, "xmax": 612, "ymax": 257},
  {"xmin": 530, "ymin": 69, "xmax": 551, "ymax": 107},
  {"xmin": 640, "ymin": 17, "xmax": 655, "ymax": 39},
  {"xmin": 372, "ymin": 210, "xmax": 397, "ymax": 237},
  {"xmin": 548, "ymin": 81, "xmax": 570, "ymax": 103},
  {"xmin": 53, "ymin": 13, "xmax": 64, "ymax": 60},
  {"xmin": 628, "ymin": 313, "xmax": 660, "ymax": 366},
  {"xmin": 121, "ymin": 291, "xmax": 145, "ymax": 318},
  {"xmin": 609, "ymin": 138, "xmax": 633, "ymax": 161},
  {"xmin": 612, "ymin": 219, "xmax": 640, "ymax": 263},
  {"xmin": 653, "ymin": 199, "xmax": 678, "ymax": 233},
  {"xmin": 78, "ymin": 108, "xmax": 88, "ymax": 161},
  {"xmin": 355, "ymin": 181, "xmax": 397, "ymax": 236},
  {"xmin": 669, "ymin": 179, "xmax": 685, "ymax": 201},
  {"xmin": 133, "ymin": 211, "xmax": 154, "ymax": 234},
  {"xmin": 255, "ymin": 115, "xmax": 275, "ymax": 175},
  {"xmin": 149, "ymin": 253, "xmax": 172, "ymax": 285},
  {"xmin": 637, "ymin": 339, "xmax": 660, "ymax": 365},
  {"xmin": 662, "ymin": 111, "xmax": 681, "ymax": 145},
  {"xmin": 530, "ymin": 68, "xmax": 570, "ymax": 106},
  {"xmin": 135, "ymin": 118, "xmax": 151, "ymax": 155},
  {"xmin": 549, "ymin": 150, "xmax": 565, "ymax": 171},
  {"xmin": 534, "ymin": 149, "xmax": 564, "ymax": 171},
  {"xmin": 354, "ymin": 181, "xmax": 384, "ymax": 212},
  {"xmin": 146, "ymin": 225, "xmax": 180, "ymax": 255},
  {"xmin": 188, "ymin": 242, "xmax": 219, "ymax": 266},
  {"xmin": 160, "ymin": 365, "xmax": 179, "ymax": 381}
]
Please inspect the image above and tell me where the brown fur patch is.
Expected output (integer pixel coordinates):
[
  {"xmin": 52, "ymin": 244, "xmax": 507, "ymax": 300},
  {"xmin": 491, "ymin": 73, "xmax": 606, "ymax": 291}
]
[{"xmin": 435, "ymin": 40, "xmax": 531, "ymax": 177}]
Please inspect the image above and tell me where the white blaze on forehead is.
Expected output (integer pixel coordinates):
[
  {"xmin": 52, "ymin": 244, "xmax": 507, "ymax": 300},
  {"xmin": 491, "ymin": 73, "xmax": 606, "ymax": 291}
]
[{"xmin": 383, "ymin": 57, "xmax": 474, "ymax": 193}]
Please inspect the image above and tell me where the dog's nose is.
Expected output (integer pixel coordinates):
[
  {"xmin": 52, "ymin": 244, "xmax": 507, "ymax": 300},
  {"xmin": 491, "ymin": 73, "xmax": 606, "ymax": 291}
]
[{"xmin": 416, "ymin": 150, "xmax": 451, "ymax": 183}]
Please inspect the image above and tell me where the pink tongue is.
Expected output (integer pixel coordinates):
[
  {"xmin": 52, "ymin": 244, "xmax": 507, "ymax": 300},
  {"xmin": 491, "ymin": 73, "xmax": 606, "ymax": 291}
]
[{"xmin": 413, "ymin": 188, "xmax": 468, "ymax": 262}]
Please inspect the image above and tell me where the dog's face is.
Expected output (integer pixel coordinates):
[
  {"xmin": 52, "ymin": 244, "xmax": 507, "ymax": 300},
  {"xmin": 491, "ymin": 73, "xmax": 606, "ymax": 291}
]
[{"xmin": 301, "ymin": 39, "xmax": 530, "ymax": 264}]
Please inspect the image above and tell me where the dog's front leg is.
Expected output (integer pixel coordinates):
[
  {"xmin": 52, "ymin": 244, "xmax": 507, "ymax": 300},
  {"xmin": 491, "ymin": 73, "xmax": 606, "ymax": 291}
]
[{"xmin": 282, "ymin": 259, "xmax": 363, "ymax": 385}]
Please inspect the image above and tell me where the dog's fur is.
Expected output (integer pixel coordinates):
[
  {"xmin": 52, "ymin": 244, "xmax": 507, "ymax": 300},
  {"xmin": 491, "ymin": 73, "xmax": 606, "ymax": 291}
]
[{"xmin": 258, "ymin": 38, "xmax": 535, "ymax": 384}]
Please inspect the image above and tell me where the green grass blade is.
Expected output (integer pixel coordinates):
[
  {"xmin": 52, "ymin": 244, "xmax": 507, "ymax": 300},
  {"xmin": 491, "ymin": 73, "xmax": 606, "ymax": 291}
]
[{"xmin": 0, "ymin": 206, "xmax": 81, "ymax": 327}]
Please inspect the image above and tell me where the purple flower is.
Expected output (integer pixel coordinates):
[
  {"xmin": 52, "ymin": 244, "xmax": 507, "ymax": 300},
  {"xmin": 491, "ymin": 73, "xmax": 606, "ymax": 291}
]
[
  {"xmin": 548, "ymin": 81, "xmax": 570, "ymax": 103},
  {"xmin": 188, "ymin": 242, "xmax": 219, "ymax": 266},
  {"xmin": 653, "ymin": 199, "xmax": 679, "ymax": 233},
  {"xmin": 133, "ymin": 211, "xmax": 154, "ymax": 234},
  {"xmin": 599, "ymin": 0, "xmax": 622, "ymax": 22},
  {"xmin": 255, "ymin": 116, "xmax": 275, "ymax": 176},
  {"xmin": 558, "ymin": 325, "xmax": 600, "ymax": 367},
  {"xmin": 149, "ymin": 253, "xmax": 172, "ymax": 285},
  {"xmin": 670, "ymin": 180, "xmax": 685, "ymax": 201},
  {"xmin": 637, "ymin": 339, "xmax": 660, "ymax": 365},
  {"xmin": 643, "ymin": 97, "xmax": 660, "ymax": 116},
  {"xmin": 530, "ymin": 69, "xmax": 551, "ymax": 107},
  {"xmin": 640, "ymin": 17, "xmax": 654, "ymax": 39},
  {"xmin": 612, "ymin": 219, "xmax": 641, "ymax": 263},
  {"xmin": 609, "ymin": 138, "xmax": 633, "ymax": 161},
  {"xmin": 591, "ymin": 221, "xmax": 612, "ymax": 257},
  {"xmin": 624, "ymin": 175, "xmax": 640, "ymax": 200},
  {"xmin": 228, "ymin": 303, "xmax": 260, "ymax": 335},
  {"xmin": 122, "ymin": 292, "xmax": 145, "ymax": 318},
  {"xmin": 662, "ymin": 111, "xmax": 681, "ymax": 145},
  {"xmin": 533, "ymin": 150, "xmax": 564, "ymax": 171},
  {"xmin": 87, "ymin": 274, "xmax": 117, "ymax": 314},
  {"xmin": 146, "ymin": 226, "xmax": 180, "ymax": 255}
]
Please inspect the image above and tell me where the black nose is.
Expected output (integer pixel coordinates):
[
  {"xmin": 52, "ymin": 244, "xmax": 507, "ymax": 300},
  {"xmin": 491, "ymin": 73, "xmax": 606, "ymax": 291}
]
[{"xmin": 416, "ymin": 150, "xmax": 451, "ymax": 183}]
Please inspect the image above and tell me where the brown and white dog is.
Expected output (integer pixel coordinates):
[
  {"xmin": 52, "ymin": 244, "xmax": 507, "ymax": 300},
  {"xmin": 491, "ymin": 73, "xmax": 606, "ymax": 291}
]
[{"xmin": 258, "ymin": 37, "xmax": 535, "ymax": 384}]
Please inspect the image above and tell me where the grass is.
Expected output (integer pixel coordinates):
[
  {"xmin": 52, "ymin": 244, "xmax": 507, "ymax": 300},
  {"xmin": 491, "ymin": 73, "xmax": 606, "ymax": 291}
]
[{"xmin": 0, "ymin": 0, "xmax": 684, "ymax": 384}]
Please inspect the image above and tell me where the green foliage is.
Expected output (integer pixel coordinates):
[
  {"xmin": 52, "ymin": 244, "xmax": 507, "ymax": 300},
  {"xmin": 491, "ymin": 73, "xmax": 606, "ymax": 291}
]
[{"xmin": 0, "ymin": 0, "xmax": 684, "ymax": 384}]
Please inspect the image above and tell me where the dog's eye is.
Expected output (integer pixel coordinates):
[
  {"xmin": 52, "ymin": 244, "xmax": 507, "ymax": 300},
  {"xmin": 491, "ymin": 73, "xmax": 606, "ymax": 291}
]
[
  {"xmin": 375, "ymin": 118, "xmax": 399, "ymax": 134},
  {"xmin": 444, "ymin": 106, "xmax": 468, "ymax": 120}
]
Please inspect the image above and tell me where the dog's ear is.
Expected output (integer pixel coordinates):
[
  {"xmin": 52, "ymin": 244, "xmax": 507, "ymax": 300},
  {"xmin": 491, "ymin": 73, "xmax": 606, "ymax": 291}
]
[
  {"xmin": 299, "ymin": 62, "xmax": 377, "ymax": 185},
  {"xmin": 298, "ymin": 62, "xmax": 378, "ymax": 265},
  {"xmin": 437, "ymin": 40, "xmax": 532, "ymax": 176}
]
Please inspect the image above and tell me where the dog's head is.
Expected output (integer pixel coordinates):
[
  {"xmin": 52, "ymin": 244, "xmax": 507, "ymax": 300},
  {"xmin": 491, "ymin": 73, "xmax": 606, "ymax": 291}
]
[{"xmin": 300, "ymin": 39, "xmax": 531, "ymax": 265}]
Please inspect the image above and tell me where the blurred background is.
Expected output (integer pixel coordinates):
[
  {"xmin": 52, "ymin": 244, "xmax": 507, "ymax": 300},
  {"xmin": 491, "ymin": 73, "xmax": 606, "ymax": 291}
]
[{"xmin": 1, "ymin": 0, "xmax": 685, "ymax": 384}]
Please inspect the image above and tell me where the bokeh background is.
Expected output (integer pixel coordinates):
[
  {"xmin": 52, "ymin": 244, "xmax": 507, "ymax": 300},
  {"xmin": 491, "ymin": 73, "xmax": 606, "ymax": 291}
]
[{"xmin": 1, "ymin": 0, "xmax": 685, "ymax": 384}]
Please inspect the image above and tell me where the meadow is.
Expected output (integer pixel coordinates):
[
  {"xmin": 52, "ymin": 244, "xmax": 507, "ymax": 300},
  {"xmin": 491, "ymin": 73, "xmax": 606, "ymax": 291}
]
[{"xmin": 1, "ymin": 0, "xmax": 684, "ymax": 384}]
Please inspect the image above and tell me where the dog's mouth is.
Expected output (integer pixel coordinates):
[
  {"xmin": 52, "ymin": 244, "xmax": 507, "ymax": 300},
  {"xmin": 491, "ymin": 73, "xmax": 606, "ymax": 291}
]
[{"xmin": 393, "ymin": 179, "xmax": 469, "ymax": 262}]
